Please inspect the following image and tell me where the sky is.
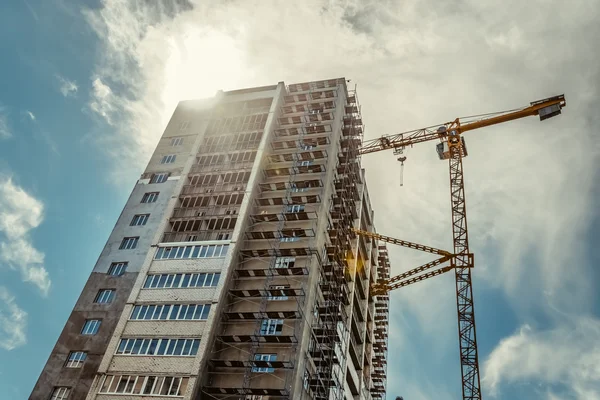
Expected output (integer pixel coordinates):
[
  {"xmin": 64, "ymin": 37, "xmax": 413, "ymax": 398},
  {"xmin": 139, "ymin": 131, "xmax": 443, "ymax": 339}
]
[{"xmin": 0, "ymin": 0, "xmax": 598, "ymax": 399}]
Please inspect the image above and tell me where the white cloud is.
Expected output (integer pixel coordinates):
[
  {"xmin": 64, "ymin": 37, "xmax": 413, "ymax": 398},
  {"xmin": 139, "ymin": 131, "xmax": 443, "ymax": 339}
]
[
  {"xmin": 0, "ymin": 178, "xmax": 50, "ymax": 295},
  {"xmin": 56, "ymin": 75, "xmax": 78, "ymax": 97},
  {"xmin": 0, "ymin": 287, "xmax": 27, "ymax": 350},
  {"xmin": 89, "ymin": 77, "xmax": 119, "ymax": 125},
  {"xmin": 26, "ymin": 111, "xmax": 36, "ymax": 121},
  {"xmin": 83, "ymin": 0, "xmax": 600, "ymax": 396},
  {"xmin": 483, "ymin": 318, "xmax": 600, "ymax": 400},
  {"xmin": 0, "ymin": 107, "xmax": 11, "ymax": 139}
]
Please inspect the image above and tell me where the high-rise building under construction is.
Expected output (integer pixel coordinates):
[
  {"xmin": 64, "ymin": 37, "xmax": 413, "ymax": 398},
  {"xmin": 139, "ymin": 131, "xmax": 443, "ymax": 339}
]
[{"xmin": 31, "ymin": 78, "xmax": 390, "ymax": 400}]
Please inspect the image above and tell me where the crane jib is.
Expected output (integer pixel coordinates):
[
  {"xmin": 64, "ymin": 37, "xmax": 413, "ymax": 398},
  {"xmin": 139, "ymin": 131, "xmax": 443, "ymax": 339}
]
[{"xmin": 354, "ymin": 94, "xmax": 566, "ymax": 400}]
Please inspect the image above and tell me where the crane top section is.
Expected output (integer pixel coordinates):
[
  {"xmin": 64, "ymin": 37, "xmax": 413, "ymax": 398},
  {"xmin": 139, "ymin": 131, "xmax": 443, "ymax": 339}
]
[{"xmin": 359, "ymin": 94, "xmax": 566, "ymax": 155}]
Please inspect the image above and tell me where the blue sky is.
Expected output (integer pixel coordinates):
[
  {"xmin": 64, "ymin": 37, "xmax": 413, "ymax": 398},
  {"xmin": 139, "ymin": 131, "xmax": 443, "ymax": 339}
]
[{"xmin": 0, "ymin": 1, "xmax": 599, "ymax": 399}]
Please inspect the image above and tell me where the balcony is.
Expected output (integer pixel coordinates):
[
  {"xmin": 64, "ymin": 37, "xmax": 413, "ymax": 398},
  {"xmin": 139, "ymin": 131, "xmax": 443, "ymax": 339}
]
[
  {"xmin": 258, "ymin": 178, "xmax": 323, "ymax": 192},
  {"xmin": 281, "ymin": 100, "xmax": 336, "ymax": 115},
  {"xmin": 263, "ymin": 163, "xmax": 326, "ymax": 178},
  {"xmin": 245, "ymin": 226, "xmax": 316, "ymax": 241},
  {"xmin": 229, "ymin": 287, "xmax": 305, "ymax": 299},
  {"xmin": 268, "ymin": 149, "xmax": 328, "ymax": 164},
  {"xmin": 274, "ymin": 123, "xmax": 332, "ymax": 138},
  {"xmin": 271, "ymin": 135, "xmax": 330, "ymax": 151},
  {"xmin": 255, "ymin": 193, "xmax": 321, "ymax": 207}
]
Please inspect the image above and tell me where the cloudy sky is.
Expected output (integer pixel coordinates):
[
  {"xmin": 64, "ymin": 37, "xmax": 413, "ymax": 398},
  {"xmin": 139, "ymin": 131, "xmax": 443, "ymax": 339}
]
[{"xmin": 0, "ymin": 0, "xmax": 598, "ymax": 399}]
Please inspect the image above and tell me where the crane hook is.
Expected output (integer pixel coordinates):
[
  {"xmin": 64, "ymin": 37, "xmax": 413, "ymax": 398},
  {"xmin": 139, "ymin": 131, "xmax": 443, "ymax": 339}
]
[{"xmin": 397, "ymin": 156, "xmax": 407, "ymax": 186}]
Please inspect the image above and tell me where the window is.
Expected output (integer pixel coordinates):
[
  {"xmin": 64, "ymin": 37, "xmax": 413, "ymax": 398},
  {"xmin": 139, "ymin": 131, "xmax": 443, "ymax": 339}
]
[
  {"xmin": 50, "ymin": 387, "xmax": 71, "ymax": 400},
  {"xmin": 179, "ymin": 121, "xmax": 189, "ymax": 131},
  {"xmin": 268, "ymin": 285, "xmax": 289, "ymax": 301},
  {"xmin": 274, "ymin": 257, "xmax": 295, "ymax": 269},
  {"xmin": 95, "ymin": 289, "xmax": 115, "ymax": 304},
  {"xmin": 150, "ymin": 173, "xmax": 169, "ymax": 184},
  {"xmin": 286, "ymin": 204, "xmax": 304, "ymax": 213},
  {"xmin": 81, "ymin": 320, "xmax": 101, "ymax": 335},
  {"xmin": 161, "ymin": 155, "xmax": 177, "ymax": 164},
  {"xmin": 290, "ymin": 182, "xmax": 307, "ymax": 193},
  {"xmin": 299, "ymin": 160, "xmax": 313, "ymax": 166},
  {"xmin": 100, "ymin": 375, "xmax": 187, "ymax": 397},
  {"xmin": 141, "ymin": 192, "xmax": 159, "ymax": 203},
  {"xmin": 260, "ymin": 319, "xmax": 283, "ymax": 335},
  {"xmin": 171, "ymin": 137, "xmax": 184, "ymax": 146},
  {"xmin": 143, "ymin": 273, "xmax": 220, "ymax": 289},
  {"xmin": 216, "ymin": 233, "xmax": 230, "ymax": 240},
  {"xmin": 252, "ymin": 354, "xmax": 276, "ymax": 373},
  {"xmin": 119, "ymin": 237, "xmax": 139, "ymax": 250},
  {"xmin": 303, "ymin": 370, "xmax": 310, "ymax": 390},
  {"xmin": 130, "ymin": 214, "xmax": 150, "ymax": 226},
  {"xmin": 130, "ymin": 304, "xmax": 211, "ymax": 321},
  {"xmin": 280, "ymin": 237, "xmax": 299, "ymax": 242},
  {"xmin": 154, "ymin": 244, "xmax": 229, "ymax": 260},
  {"xmin": 65, "ymin": 351, "xmax": 87, "ymax": 368},
  {"xmin": 108, "ymin": 262, "xmax": 128, "ymax": 276},
  {"xmin": 117, "ymin": 338, "xmax": 200, "ymax": 356}
]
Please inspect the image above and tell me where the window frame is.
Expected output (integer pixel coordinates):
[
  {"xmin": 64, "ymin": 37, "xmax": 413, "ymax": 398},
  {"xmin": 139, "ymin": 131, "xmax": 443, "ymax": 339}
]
[
  {"xmin": 170, "ymin": 137, "xmax": 184, "ymax": 146},
  {"xmin": 130, "ymin": 214, "xmax": 150, "ymax": 226},
  {"xmin": 150, "ymin": 173, "xmax": 169, "ymax": 184},
  {"xmin": 108, "ymin": 262, "xmax": 128, "ymax": 276},
  {"xmin": 141, "ymin": 192, "xmax": 159, "ymax": 203},
  {"xmin": 81, "ymin": 319, "xmax": 101, "ymax": 335},
  {"xmin": 260, "ymin": 319, "xmax": 283, "ymax": 335},
  {"xmin": 50, "ymin": 387, "xmax": 71, "ymax": 400},
  {"xmin": 94, "ymin": 289, "xmax": 115, "ymax": 304},
  {"xmin": 268, "ymin": 285, "xmax": 289, "ymax": 301},
  {"xmin": 274, "ymin": 256, "xmax": 295, "ymax": 269},
  {"xmin": 119, "ymin": 237, "xmax": 139, "ymax": 250},
  {"xmin": 252, "ymin": 354, "xmax": 276, "ymax": 373},
  {"xmin": 160, "ymin": 154, "xmax": 177, "ymax": 164},
  {"xmin": 65, "ymin": 351, "xmax": 87, "ymax": 368}
]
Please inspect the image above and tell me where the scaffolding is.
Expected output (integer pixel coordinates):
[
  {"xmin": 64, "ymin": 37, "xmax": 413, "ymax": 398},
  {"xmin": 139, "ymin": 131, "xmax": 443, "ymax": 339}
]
[{"xmin": 198, "ymin": 79, "xmax": 384, "ymax": 399}]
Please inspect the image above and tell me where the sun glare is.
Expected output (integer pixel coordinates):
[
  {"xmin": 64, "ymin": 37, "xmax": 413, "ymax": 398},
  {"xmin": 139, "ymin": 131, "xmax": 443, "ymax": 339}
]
[{"xmin": 162, "ymin": 29, "xmax": 248, "ymax": 114}]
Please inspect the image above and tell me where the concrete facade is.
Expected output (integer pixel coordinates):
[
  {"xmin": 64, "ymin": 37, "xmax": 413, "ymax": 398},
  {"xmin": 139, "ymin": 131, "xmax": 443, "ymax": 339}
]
[{"xmin": 31, "ymin": 79, "xmax": 389, "ymax": 400}]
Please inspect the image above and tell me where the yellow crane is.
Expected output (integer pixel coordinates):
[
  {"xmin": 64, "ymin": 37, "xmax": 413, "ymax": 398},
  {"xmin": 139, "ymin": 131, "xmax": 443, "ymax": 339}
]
[{"xmin": 354, "ymin": 94, "xmax": 566, "ymax": 400}]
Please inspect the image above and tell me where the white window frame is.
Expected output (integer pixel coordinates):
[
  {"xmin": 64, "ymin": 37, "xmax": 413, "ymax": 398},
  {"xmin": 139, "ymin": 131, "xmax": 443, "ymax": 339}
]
[
  {"xmin": 50, "ymin": 387, "xmax": 71, "ymax": 400},
  {"xmin": 260, "ymin": 319, "xmax": 283, "ymax": 335},
  {"xmin": 252, "ymin": 354, "xmax": 276, "ymax": 373},
  {"xmin": 274, "ymin": 256, "xmax": 295, "ymax": 269},
  {"xmin": 268, "ymin": 285, "xmax": 289, "ymax": 301},
  {"xmin": 108, "ymin": 262, "xmax": 128, "ymax": 276},
  {"xmin": 179, "ymin": 121, "xmax": 189, "ymax": 131},
  {"xmin": 130, "ymin": 304, "xmax": 211, "ymax": 321},
  {"xmin": 280, "ymin": 237, "xmax": 299, "ymax": 243},
  {"xmin": 290, "ymin": 183, "xmax": 308, "ymax": 193},
  {"xmin": 171, "ymin": 137, "xmax": 184, "ymax": 146},
  {"xmin": 116, "ymin": 338, "xmax": 200, "ymax": 356},
  {"xmin": 65, "ymin": 351, "xmax": 87, "ymax": 368},
  {"xmin": 143, "ymin": 272, "xmax": 221, "ymax": 289},
  {"xmin": 141, "ymin": 192, "xmax": 159, "ymax": 203},
  {"xmin": 94, "ymin": 289, "xmax": 115, "ymax": 304},
  {"xmin": 81, "ymin": 319, "xmax": 101, "ymax": 335},
  {"xmin": 130, "ymin": 214, "xmax": 149, "ymax": 226},
  {"xmin": 119, "ymin": 237, "xmax": 139, "ymax": 250},
  {"xmin": 160, "ymin": 154, "xmax": 177, "ymax": 164},
  {"xmin": 287, "ymin": 204, "xmax": 305, "ymax": 213}
]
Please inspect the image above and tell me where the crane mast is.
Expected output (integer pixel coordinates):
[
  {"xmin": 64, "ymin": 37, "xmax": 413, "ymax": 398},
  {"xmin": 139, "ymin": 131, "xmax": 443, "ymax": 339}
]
[{"xmin": 356, "ymin": 94, "xmax": 566, "ymax": 400}]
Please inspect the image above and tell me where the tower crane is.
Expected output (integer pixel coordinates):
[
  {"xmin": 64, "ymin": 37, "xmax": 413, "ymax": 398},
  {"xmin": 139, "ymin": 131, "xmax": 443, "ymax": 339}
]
[{"xmin": 354, "ymin": 94, "xmax": 566, "ymax": 400}]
